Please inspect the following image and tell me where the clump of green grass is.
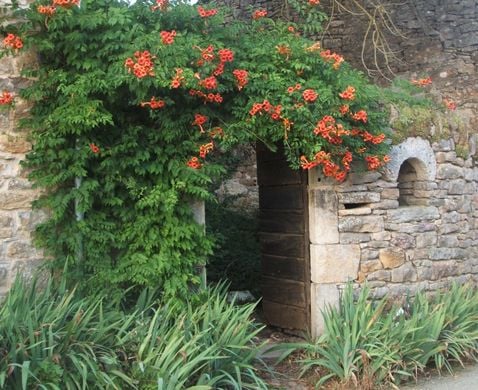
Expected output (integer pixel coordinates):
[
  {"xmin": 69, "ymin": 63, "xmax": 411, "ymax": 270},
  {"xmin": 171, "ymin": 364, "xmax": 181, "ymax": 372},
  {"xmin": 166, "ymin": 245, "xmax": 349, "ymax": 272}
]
[
  {"xmin": 279, "ymin": 283, "xmax": 478, "ymax": 388},
  {"xmin": 0, "ymin": 275, "xmax": 268, "ymax": 389}
]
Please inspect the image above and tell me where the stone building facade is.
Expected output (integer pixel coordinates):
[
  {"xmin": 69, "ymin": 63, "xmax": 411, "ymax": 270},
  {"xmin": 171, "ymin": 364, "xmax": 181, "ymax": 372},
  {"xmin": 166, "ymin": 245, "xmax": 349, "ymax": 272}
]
[
  {"xmin": 219, "ymin": 0, "xmax": 478, "ymax": 206},
  {"xmin": 0, "ymin": 2, "xmax": 476, "ymax": 338},
  {"xmin": 308, "ymin": 136, "xmax": 477, "ymax": 334},
  {"xmin": 223, "ymin": 0, "xmax": 478, "ymax": 335},
  {"xmin": 0, "ymin": 0, "xmax": 42, "ymax": 296}
]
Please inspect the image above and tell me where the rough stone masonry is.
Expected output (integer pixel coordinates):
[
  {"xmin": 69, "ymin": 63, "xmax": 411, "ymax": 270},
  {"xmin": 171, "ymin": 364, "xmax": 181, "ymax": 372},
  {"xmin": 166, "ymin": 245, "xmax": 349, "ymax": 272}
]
[
  {"xmin": 0, "ymin": 0, "xmax": 42, "ymax": 296},
  {"xmin": 308, "ymin": 136, "xmax": 477, "ymax": 335}
]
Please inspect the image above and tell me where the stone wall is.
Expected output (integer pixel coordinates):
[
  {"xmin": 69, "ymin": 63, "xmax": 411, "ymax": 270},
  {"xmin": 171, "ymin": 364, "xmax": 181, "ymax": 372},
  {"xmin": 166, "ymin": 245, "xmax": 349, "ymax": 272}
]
[
  {"xmin": 309, "ymin": 136, "xmax": 478, "ymax": 335},
  {"xmin": 218, "ymin": 0, "xmax": 478, "ymax": 208},
  {"xmin": 0, "ymin": 0, "xmax": 41, "ymax": 296}
]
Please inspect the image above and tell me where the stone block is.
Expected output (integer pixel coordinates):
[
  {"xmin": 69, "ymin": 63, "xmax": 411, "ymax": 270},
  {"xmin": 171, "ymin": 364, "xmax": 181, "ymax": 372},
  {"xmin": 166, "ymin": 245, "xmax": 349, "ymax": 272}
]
[
  {"xmin": 436, "ymin": 163, "xmax": 463, "ymax": 180},
  {"xmin": 416, "ymin": 233, "xmax": 438, "ymax": 248},
  {"xmin": 338, "ymin": 207, "xmax": 372, "ymax": 216},
  {"xmin": 429, "ymin": 248, "xmax": 464, "ymax": 260},
  {"xmin": 360, "ymin": 260, "xmax": 383, "ymax": 274},
  {"xmin": 361, "ymin": 249, "xmax": 379, "ymax": 261},
  {"xmin": 437, "ymin": 235, "xmax": 459, "ymax": 248},
  {"xmin": 310, "ymin": 244, "xmax": 360, "ymax": 283},
  {"xmin": 371, "ymin": 231, "xmax": 391, "ymax": 241},
  {"xmin": 339, "ymin": 232, "xmax": 370, "ymax": 244},
  {"xmin": 391, "ymin": 233, "xmax": 415, "ymax": 249},
  {"xmin": 433, "ymin": 139, "xmax": 454, "ymax": 152},
  {"xmin": 309, "ymin": 189, "xmax": 339, "ymax": 244},
  {"xmin": 366, "ymin": 240, "xmax": 390, "ymax": 248},
  {"xmin": 0, "ymin": 262, "xmax": 10, "ymax": 287},
  {"xmin": 367, "ymin": 269, "xmax": 391, "ymax": 282},
  {"xmin": 387, "ymin": 206, "xmax": 439, "ymax": 223},
  {"xmin": 0, "ymin": 135, "xmax": 31, "ymax": 154},
  {"xmin": 448, "ymin": 179, "xmax": 467, "ymax": 194},
  {"xmin": 438, "ymin": 223, "xmax": 462, "ymax": 235},
  {"xmin": 370, "ymin": 200, "xmax": 399, "ymax": 210},
  {"xmin": 430, "ymin": 261, "xmax": 458, "ymax": 280},
  {"xmin": 338, "ymin": 192, "xmax": 380, "ymax": 204},
  {"xmin": 379, "ymin": 248, "xmax": 405, "ymax": 269},
  {"xmin": 391, "ymin": 263, "xmax": 417, "ymax": 283},
  {"xmin": 0, "ymin": 56, "xmax": 15, "ymax": 77},
  {"xmin": 338, "ymin": 215, "xmax": 384, "ymax": 233},
  {"xmin": 0, "ymin": 192, "xmax": 36, "ymax": 210},
  {"xmin": 417, "ymin": 266, "xmax": 433, "ymax": 280},
  {"xmin": 311, "ymin": 283, "xmax": 340, "ymax": 337},
  {"xmin": 6, "ymin": 241, "xmax": 38, "ymax": 259},
  {"xmin": 349, "ymin": 171, "xmax": 382, "ymax": 184},
  {"xmin": 381, "ymin": 188, "xmax": 399, "ymax": 199}
]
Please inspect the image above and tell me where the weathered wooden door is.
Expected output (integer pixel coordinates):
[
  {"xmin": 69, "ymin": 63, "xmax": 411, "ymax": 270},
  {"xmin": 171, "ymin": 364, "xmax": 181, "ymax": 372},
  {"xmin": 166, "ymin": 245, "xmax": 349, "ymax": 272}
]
[{"xmin": 256, "ymin": 143, "xmax": 310, "ymax": 332}]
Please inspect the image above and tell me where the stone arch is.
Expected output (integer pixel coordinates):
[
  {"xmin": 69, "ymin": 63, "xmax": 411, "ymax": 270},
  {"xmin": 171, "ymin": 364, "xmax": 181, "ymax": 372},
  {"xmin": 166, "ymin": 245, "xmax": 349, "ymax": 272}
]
[
  {"xmin": 397, "ymin": 158, "xmax": 429, "ymax": 206},
  {"xmin": 384, "ymin": 137, "xmax": 436, "ymax": 183}
]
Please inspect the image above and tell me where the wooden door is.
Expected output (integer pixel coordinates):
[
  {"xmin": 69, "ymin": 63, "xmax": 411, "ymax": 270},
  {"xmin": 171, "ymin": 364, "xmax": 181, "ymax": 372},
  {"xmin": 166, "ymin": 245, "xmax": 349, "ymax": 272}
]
[{"xmin": 256, "ymin": 143, "xmax": 310, "ymax": 332}]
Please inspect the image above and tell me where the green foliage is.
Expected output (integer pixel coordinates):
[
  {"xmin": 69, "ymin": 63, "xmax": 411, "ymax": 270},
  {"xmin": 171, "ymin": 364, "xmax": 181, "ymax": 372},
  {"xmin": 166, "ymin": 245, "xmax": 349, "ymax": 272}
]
[
  {"xmin": 0, "ymin": 273, "xmax": 267, "ymax": 389},
  {"xmin": 2, "ymin": 0, "xmax": 406, "ymax": 298},
  {"xmin": 206, "ymin": 200, "xmax": 261, "ymax": 294},
  {"xmin": 278, "ymin": 283, "xmax": 478, "ymax": 388}
]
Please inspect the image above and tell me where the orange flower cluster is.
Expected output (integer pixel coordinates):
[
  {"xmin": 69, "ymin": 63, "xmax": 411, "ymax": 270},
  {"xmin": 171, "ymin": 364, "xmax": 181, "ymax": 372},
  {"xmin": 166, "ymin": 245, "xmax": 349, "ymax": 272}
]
[
  {"xmin": 276, "ymin": 44, "xmax": 291, "ymax": 59},
  {"xmin": 38, "ymin": 5, "xmax": 56, "ymax": 15},
  {"xmin": 189, "ymin": 89, "xmax": 223, "ymax": 104},
  {"xmin": 160, "ymin": 30, "xmax": 176, "ymax": 45},
  {"xmin": 3, "ymin": 34, "xmax": 23, "ymax": 50},
  {"xmin": 89, "ymin": 143, "xmax": 100, "ymax": 154},
  {"xmin": 187, "ymin": 122, "xmax": 224, "ymax": 170},
  {"xmin": 218, "ymin": 48, "xmax": 234, "ymax": 63},
  {"xmin": 308, "ymin": 0, "xmax": 320, "ymax": 5},
  {"xmin": 196, "ymin": 45, "xmax": 215, "ymax": 64},
  {"xmin": 313, "ymin": 115, "xmax": 350, "ymax": 145},
  {"xmin": 194, "ymin": 45, "xmax": 234, "ymax": 79},
  {"xmin": 303, "ymin": 89, "xmax": 318, "ymax": 103},
  {"xmin": 365, "ymin": 156, "xmax": 383, "ymax": 170},
  {"xmin": 300, "ymin": 151, "xmax": 330, "ymax": 169},
  {"xmin": 232, "ymin": 69, "xmax": 248, "ymax": 90},
  {"xmin": 209, "ymin": 127, "xmax": 224, "ymax": 138},
  {"xmin": 339, "ymin": 104, "xmax": 349, "ymax": 115},
  {"xmin": 197, "ymin": 6, "xmax": 217, "ymax": 18},
  {"xmin": 411, "ymin": 77, "xmax": 432, "ymax": 86},
  {"xmin": 199, "ymin": 142, "xmax": 214, "ymax": 158},
  {"xmin": 339, "ymin": 86, "xmax": 356, "ymax": 100},
  {"xmin": 0, "ymin": 91, "xmax": 14, "ymax": 106},
  {"xmin": 125, "ymin": 51, "xmax": 155, "ymax": 79},
  {"xmin": 53, "ymin": 0, "xmax": 79, "ymax": 7},
  {"xmin": 199, "ymin": 76, "xmax": 217, "ymax": 90},
  {"xmin": 352, "ymin": 109, "xmax": 367, "ymax": 123},
  {"xmin": 192, "ymin": 113, "xmax": 208, "ymax": 133},
  {"xmin": 320, "ymin": 49, "xmax": 344, "ymax": 69},
  {"xmin": 140, "ymin": 97, "xmax": 165, "ymax": 109},
  {"xmin": 187, "ymin": 141, "xmax": 215, "ymax": 169},
  {"xmin": 252, "ymin": 9, "xmax": 267, "ymax": 19},
  {"xmin": 249, "ymin": 99, "xmax": 282, "ymax": 121},
  {"xmin": 287, "ymin": 83, "xmax": 301, "ymax": 94},
  {"xmin": 443, "ymin": 98, "xmax": 457, "ymax": 110},
  {"xmin": 300, "ymin": 151, "xmax": 348, "ymax": 182},
  {"xmin": 187, "ymin": 157, "xmax": 202, "ymax": 169},
  {"xmin": 171, "ymin": 68, "xmax": 184, "ymax": 88},
  {"xmin": 356, "ymin": 130, "xmax": 385, "ymax": 145},
  {"xmin": 151, "ymin": 0, "xmax": 168, "ymax": 11}
]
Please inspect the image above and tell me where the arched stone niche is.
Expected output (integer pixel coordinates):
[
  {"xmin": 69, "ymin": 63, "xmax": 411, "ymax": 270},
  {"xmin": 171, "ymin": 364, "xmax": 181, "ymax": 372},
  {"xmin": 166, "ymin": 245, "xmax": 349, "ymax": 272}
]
[
  {"xmin": 385, "ymin": 137, "xmax": 436, "ymax": 182},
  {"xmin": 386, "ymin": 137, "xmax": 437, "ymax": 207}
]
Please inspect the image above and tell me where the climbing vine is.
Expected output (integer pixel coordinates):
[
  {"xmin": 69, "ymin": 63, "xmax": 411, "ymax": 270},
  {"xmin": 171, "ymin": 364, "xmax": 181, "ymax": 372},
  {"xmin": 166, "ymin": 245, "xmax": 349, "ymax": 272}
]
[{"xmin": 1, "ymin": 0, "xmax": 412, "ymax": 299}]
